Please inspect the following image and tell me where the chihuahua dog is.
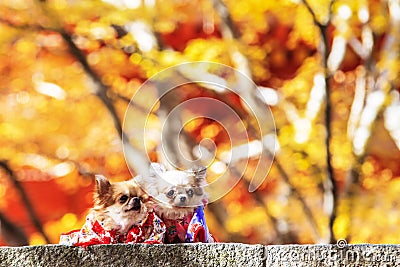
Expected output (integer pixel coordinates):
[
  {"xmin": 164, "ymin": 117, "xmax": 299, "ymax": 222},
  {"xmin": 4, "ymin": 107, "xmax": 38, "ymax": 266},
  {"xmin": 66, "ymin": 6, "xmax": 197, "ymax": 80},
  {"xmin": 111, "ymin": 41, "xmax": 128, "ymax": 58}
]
[
  {"xmin": 90, "ymin": 174, "xmax": 149, "ymax": 235},
  {"xmin": 136, "ymin": 163, "xmax": 208, "ymax": 220},
  {"xmin": 60, "ymin": 175, "xmax": 156, "ymax": 246},
  {"xmin": 135, "ymin": 163, "xmax": 213, "ymax": 243}
]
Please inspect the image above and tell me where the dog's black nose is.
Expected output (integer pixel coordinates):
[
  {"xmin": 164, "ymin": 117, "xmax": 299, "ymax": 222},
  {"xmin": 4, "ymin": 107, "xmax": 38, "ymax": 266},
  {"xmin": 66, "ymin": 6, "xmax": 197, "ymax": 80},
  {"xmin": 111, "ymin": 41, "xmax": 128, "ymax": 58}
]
[
  {"xmin": 180, "ymin": 196, "xmax": 187, "ymax": 203},
  {"xmin": 132, "ymin": 197, "xmax": 141, "ymax": 210}
]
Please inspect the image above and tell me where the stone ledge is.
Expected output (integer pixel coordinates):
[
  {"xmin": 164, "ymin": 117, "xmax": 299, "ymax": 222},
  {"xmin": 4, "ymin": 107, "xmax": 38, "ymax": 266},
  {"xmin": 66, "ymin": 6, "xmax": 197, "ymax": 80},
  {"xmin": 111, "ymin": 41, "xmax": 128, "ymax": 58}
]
[{"xmin": 0, "ymin": 243, "xmax": 399, "ymax": 267}]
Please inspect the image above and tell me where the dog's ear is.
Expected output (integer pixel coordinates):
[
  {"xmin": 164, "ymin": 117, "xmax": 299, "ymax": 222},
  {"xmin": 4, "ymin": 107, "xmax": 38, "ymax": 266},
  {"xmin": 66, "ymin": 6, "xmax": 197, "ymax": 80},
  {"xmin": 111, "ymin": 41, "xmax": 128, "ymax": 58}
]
[
  {"xmin": 191, "ymin": 166, "xmax": 207, "ymax": 182},
  {"xmin": 95, "ymin": 174, "xmax": 111, "ymax": 196},
  {"xmin": 94, "ymin": 174, "xmax": 113, "ymax": 206},
  {"xmin": 149, "ymin": 162, "xmax": 166, "ymax": 177},
  {"xmin": 188, "ymin": 166, "xmax": 208, "ymax": 198}
]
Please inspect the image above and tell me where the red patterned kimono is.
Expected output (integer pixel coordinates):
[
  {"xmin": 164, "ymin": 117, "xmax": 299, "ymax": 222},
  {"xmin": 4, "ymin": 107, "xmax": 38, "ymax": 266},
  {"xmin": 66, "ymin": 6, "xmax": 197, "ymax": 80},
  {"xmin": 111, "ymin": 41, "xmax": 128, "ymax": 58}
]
[
  {"xmin": 162, "ymin": 206, "xmax": 215, "ymax": 243},
  {"xmin": 59, "ymin": 211, "xmax": 165, "ymax": 247}
]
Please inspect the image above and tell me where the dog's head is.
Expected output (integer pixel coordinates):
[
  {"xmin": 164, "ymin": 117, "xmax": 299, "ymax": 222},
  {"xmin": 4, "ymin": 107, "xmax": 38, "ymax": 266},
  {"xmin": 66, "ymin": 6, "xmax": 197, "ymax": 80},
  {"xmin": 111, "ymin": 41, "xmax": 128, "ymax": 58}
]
[
  {"xmin": 138, "ymin": 163, "xmax": 208, "ymax": 208},
  {"xmin": 92, "ymin": 175, "xmax": 149, "ymax": 232}
]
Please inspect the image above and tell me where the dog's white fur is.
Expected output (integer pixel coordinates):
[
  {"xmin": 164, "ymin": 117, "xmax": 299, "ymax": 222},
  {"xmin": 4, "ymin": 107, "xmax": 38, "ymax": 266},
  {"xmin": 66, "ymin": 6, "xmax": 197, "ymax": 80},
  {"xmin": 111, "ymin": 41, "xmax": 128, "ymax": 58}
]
[{"xmin": 136, "ymin": 163, "xmax": 208, "ymax": 220}]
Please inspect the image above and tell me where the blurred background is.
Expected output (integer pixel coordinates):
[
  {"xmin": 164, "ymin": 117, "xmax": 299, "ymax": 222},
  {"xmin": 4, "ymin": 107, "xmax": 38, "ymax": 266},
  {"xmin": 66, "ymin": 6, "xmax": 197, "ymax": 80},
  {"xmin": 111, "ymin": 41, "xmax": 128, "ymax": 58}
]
[{"xmin": 0, "ymin": 0, "xmax": 399, "ymax": 246}]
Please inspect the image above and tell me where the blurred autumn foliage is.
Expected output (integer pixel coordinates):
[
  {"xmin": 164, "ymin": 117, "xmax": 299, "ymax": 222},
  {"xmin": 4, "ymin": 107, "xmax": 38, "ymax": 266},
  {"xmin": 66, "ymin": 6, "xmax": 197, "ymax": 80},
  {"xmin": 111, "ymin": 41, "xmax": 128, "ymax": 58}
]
[{"xmin": 0, "ymin": 0, "xmax": 400, "ymax": 246}]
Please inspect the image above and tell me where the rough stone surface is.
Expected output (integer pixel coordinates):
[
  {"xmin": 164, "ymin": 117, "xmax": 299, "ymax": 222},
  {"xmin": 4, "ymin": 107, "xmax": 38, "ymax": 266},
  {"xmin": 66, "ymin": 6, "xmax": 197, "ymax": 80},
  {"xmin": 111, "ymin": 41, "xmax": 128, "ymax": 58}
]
[
  {"xmin": 1, "ymin": 243, "xmax": 400, "ymax": 267},
  {"xmin": 0, "ymin": 243, "xmax": 264, "ymax": 267}
]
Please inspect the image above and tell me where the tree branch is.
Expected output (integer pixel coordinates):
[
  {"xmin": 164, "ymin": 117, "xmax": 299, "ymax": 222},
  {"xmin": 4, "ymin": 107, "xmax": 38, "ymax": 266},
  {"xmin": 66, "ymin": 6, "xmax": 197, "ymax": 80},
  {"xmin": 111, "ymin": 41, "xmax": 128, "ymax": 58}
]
[
  {"xmin": 0, "ymin": 210, "xmax": 29, "ymax": 246},
  {"xmin": 58, "ymin": 32, "xmax": 123, "ymax": 138},
  {"xmin": 0, "ymin": 161, "xmax": 50, "ymax": 244},
  {"xmin": 272, "ymin": 154, "xmax": 321, "ymax": 242},
  {"xmin": 210, "ymin": 0, "xmax": 240, "ymax": 39},
  {"xmin": 302, "ymin": 0, "xmax": 337, "ymax": 243},
  {"xmin": 301, "ymin": 0, "xmax": 324, "ymax": 28},
  {"xmin": 345, "ymin": 0, "xmax": 399, "ymax": 241},
  {"xmin": 0, "ymin": 17, "xmax": 48, "ymax": 31},
  {"xmin": 211, "ymin": 0, "xmax": 321, "ymax": 242},
  {"xmin": 228, "ymin": 165, "xmax": 296, "ymax": 244},
  {"xmin": 58, "ymin": 31, "xmax": 149, "ymax": 177},
  {"xmin": 5, "ymin": 1, "xmax": 150, "ymax": 177}
]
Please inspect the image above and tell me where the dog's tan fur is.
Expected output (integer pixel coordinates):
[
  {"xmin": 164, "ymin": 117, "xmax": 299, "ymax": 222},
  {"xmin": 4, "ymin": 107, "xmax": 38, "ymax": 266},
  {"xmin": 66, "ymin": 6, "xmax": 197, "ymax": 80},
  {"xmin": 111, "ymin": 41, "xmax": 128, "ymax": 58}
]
[{"xmin": 90, "ymin": 175, "xmax": 149, "ymax": 235}]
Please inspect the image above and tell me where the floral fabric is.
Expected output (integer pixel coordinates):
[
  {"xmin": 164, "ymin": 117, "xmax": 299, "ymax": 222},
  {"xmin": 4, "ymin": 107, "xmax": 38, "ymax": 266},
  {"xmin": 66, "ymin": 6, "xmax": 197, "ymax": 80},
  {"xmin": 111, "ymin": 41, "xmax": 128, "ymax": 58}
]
[
  {"xmin": 163, "ymin": 206, "xmax": 215, "ymax": 243},
  {"xmin": 59, "ymin": 211, "xmax": 165, "ymax": 247},
  {"xmin": 60, "ymin": 207, "xmax": 215, "ymax": 247}
]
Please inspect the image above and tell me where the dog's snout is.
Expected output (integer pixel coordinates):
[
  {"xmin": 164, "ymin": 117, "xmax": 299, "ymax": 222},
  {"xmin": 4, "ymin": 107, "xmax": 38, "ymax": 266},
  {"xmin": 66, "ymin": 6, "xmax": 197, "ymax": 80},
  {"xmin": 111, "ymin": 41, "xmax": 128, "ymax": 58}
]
[
  {"xmin": 132, "ymin": 197, "xmax": 141, "ymax": 210},
  {"xmin": 180, "ymin": 196, "xmax": 187, "ymax": 203}
]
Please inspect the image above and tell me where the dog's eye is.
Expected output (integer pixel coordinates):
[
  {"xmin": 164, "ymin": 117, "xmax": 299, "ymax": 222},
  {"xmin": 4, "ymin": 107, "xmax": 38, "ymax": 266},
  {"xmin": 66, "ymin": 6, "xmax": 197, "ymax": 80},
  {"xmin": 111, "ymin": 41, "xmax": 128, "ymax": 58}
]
[
  {"xmin": 119, "ymin": 195, "xmax": 129, "ymax": 204},
  {"xmin": 166, "ymin": 189, "xmax": 175, "ymax": 198},
  {"xmin": 187, "ymin": 189, "xmax": 194, "ymax": 198}
]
